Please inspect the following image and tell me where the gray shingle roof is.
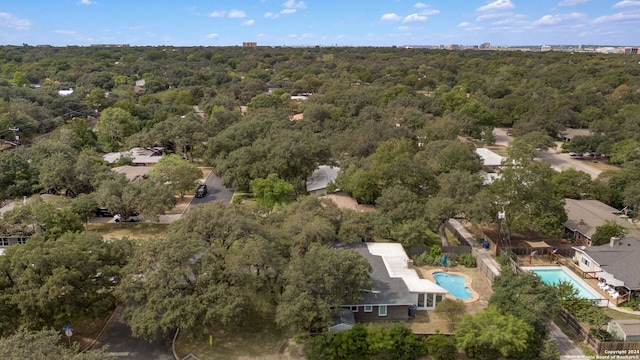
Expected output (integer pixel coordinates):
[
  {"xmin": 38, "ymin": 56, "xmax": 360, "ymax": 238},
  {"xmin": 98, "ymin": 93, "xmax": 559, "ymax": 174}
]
[
  {"xmin": 352, "ymin": 243, "xmax": 415, "ymax": 305},
  {"xmin": 564, "ymin": 199, "xmax": 640, "ymax": 239},
  {"xmin": 579, "ymin": 237, "xmax": 640, "ymax": 290}
]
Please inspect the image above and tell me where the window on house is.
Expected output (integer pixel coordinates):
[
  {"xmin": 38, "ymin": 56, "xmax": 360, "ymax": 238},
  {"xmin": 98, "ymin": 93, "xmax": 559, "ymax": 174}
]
[
  {"xmin": 378, "ymin": 305, "xmax": 387, "ymax": 316},
  {"xmin": 418, "ymin": 293, "xmax": 426, "ymax": 308},
  {"xmin": 427, "ymin": 294, "xmax": 434, "ymax": 307},
  {"xmin": 435, "ymin": 294, "xmax": 444, "ymax": 303},
  {"xmin": 351, "ymin": 306, "xmax": 358, "ymax": 313},
  {"xmin": 17, "ymin": 237, "xmax": 27, "ymax": 245},
  {"xmin": 0, "ymin": 238, "xmax": 9, "ymax": 246},
  {"xmin": 582, "ymin": 258, "xmax": 589, "ymax": 267},
  {"xmin": 364, "ymin": 305, "xmax": 372, "ymax": 312}
]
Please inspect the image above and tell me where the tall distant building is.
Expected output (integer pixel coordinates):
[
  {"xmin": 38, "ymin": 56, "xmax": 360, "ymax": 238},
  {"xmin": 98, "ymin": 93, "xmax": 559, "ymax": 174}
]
[
  {"xmin": 540, "ymin": 45, "xmax": 552, "ymax": 52},
  {"xmin": 243, "ymin": 42, "xmax": 257, "ymax": 47},
  {"xmin": 625, "ymin": 47, "xmax": 639, "ymax": 54},
  {"xmin": 480, "ymin": 42, "xmax": 491, "ymax": 49}
]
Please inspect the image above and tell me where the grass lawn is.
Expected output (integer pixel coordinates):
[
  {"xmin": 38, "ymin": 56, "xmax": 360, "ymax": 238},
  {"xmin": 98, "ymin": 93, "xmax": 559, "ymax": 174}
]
[
  {"xmin": 86, "ymin": 223, "xmax": 169, "ymax": 240},
  {"xmin": 581, "ymin": 159, "xmax": 621, "ymax": 173},
  {"xmin": 174, "ymin": 310, "xmax": 304, "ymax": 360},
  {"xmin": 603, "ymin": 308, "xmax": 640, "ymax": 321},
  {"xmin": 445, "ymin": 228, "xmax": 460, "ymax": 245}
]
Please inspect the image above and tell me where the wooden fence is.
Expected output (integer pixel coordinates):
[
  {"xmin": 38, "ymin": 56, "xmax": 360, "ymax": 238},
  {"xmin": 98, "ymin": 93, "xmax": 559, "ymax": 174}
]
[
  {"xmin": 559, "ymin": 309, "xmax": 640, "ymax": 353},
  {"xmin": 407, "ymin": 245, "xmax": 471, "ymax": 258}
]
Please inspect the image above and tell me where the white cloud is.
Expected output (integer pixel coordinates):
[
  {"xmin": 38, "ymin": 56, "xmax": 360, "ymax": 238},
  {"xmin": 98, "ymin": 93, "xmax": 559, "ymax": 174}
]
[
  {"xmin": 593, "ymin": 11, "xmax": 640, "ymax": 23},
  {"xmin": 283, "ymin": 0, "xmax": 306, "ymax": 9},
  {"xmin": 457, "ymin": 22, "xmax": 471, "ymax": 27},
  {"xmin": 477, "ymin": 0, "xmax": 514, "ymax": 12},
  {"xmin": 228, "ymin": 10, "xmax": 246, "ymax": 18},
  {"xmin": 209, "ymin": 11, "xmax": 226, "ymax": 18},
  {"xmin": 613, "ymin": 1, "xmax": 640, "ymax": 8},
  {"xmin": 398, "ymin": 26, "xmax": 410, "ymax": 31},
  {"xmin": 381, "ymin": 13, "xmax": 401, "ymax": 22},
  {"xmin": 476, "ymin": 12, "xmax": 512, "ymax": 21},
  {"xmin": 533, "ymin": 12, "xmax": 585, "ymax": 25},
  {"xmin": 420, "ymin": 9, "xmax": 440, "ymax": 16},
  {"xmin": 403, "ymin": 13, "xmax": 428, "ymax": 23},
  {"xmin": 55, "ymin": 30, "xmax": 76, "ymax": 34},
  {"xmin": 414, "ymin": 2, "xmax": 427, "ymax": 8},
  {"xmin": 241, "ymin": 19, "xmax": 255, "ymax": 26},
  {"xmin": 0, "ymin": 12, "xmax": 31, "ymax": 30},
  {"xmin": 78, "ymin": 0, "xmax": 96, "ymax": 5},
  {"xmin": 265, "ymin": 11, "xmax": 279, "ymax": 19},
  {"xmin": 206, "ymin": 33, "xmax": 219, "ymax": 39},
  {"xmin": 281, "ymin": 9, "xmax": 296, "ymax": 15},
  {"xmin": 558, "ymin": 0, "xmax": 588, "ymax": 6}
]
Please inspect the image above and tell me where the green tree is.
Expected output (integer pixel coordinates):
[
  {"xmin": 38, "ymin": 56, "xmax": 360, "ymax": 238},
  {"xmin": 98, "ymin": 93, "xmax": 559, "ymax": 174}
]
[
  {"xmin": 95, "ymin": 107, "xmax": 138, "ymax": 151},
  {"xmin": 0, "ymin": 329, "xmax": 114, "ymax": 360},
  {"xmin": 455, "ymin": 306, "xmax": 533, "ymax": 360},
  {"xmin": 424, "ymin": 332, "xmax": 457, "ymax": 360},
  {"xmin": 71, "ymin": 193, "xmax": 98, "ymax": 225},
  {"xmin": 250, "ymin": 173, "xmax": 295, "ymax": 208},
  {"xmin": 0, "ymin": 232, "xmax": 131, "ymax": 333},
  {"xmin": 434, "ymin": 298, "xmax": 466, "ymax": 331},
  {"xmin": 276, "ymin": 244, "xmax": 371, "ymax": 332},
  {"xmin": 148, "ymin": 154, "xmax": 202, "ymax": 197},
  {"xmin": 590, "ymin": 219, "xmax": 628, "ymax": 246},
  {"xmin": 3, "ymin": 196, "xmax": 83, "ymax": 240}
]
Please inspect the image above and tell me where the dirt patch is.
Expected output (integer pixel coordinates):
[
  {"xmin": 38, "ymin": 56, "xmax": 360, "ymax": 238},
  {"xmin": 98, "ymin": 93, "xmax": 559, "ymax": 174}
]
[
  {"xmin": 166, "ymin": 196, "xmax": 193, "ymax": 215},
  {"xmin": 322, "ymin": 192, "xmax": 375, "ymax": 212}
]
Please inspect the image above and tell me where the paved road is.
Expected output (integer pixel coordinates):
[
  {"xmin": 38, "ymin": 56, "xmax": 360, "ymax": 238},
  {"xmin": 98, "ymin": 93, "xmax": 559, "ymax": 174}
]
[
  {"xmin": 492, "ymin": 128, "xmax": 602, "ymax": 179},
  {"xmin": 89, "ymin": 307, "xmax": 175, "ymax": 360},
  {"xmin": 538, "ymin": 147, "xmax": 601, "ymax": 179},
  {"xmin": 188, "ymin": 170, "xmax": 235, "ymax": 210}
]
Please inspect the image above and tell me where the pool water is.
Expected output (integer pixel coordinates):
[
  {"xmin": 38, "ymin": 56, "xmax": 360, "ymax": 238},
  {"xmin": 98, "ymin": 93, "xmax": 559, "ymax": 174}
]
[
  {"xmin": 432, "ymin": 272, "xmax": 472, "ymax": 299},
  {"xmin": 527, "ymin": 268, "xmax": 601, "ymax": 300}
]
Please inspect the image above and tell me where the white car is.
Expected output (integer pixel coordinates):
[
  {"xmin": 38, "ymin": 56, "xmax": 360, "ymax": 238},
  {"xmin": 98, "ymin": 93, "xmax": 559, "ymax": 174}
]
[{"xmin": 114, "ymin": 212, "xmax": 140, "ymax": 222}]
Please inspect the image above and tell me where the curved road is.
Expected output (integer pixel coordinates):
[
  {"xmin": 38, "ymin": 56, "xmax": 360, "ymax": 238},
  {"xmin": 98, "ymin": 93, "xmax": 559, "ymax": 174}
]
[{"xmin": 88, "ymin": 307, "xmax": 175, "ymax": 360}]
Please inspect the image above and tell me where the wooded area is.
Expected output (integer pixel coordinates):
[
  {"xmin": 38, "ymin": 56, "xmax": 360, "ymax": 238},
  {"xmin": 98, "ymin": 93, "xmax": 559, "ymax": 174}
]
[{"xmin": 0, "ymin": 45, "xmax": 639, "ymax": 358}]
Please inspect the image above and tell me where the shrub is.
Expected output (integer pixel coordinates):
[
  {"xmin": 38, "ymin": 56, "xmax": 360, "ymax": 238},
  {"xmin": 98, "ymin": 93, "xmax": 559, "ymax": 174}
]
[
  {"xmin": 424, "ymin": 332, "xmax": 457, "ymax": 360},
  {"xmin": 457, "ymin": 253, "xmax": 477, "ymax": 268},
  {"xmin": 496, "ymin": 250, "xmax": 517, "ymax": 266},
  {"xmin": 590, "ymin": 328, "xmax": 612, "ymax": 342}
]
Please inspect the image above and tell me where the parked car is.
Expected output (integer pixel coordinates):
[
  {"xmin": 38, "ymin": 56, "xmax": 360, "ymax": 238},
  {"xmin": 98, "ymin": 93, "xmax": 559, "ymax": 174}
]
[
  {"xmin": 195, "ymin": 184, "xmax": 207, "ymax": 198},
  {"xmin": 96, "ymin": 207, "xmax": 113, "ymax": 217},
  {"xmin": 114, "ymin": 212, "xmax": 140, "ymax": 222},
  {"xmin": 569, "ymin": 152, "xmax": 583, "ymax": 157}
]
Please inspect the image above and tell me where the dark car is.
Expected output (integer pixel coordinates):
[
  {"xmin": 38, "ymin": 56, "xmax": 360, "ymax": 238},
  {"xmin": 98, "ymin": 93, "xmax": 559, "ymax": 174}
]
[
  {"xmin": 195, "ymin": 184, "xmax": 207, "ymax": 198},
  {"xmin": 96, "ymin": 207, "xmax": 113, "ymax": 217}
]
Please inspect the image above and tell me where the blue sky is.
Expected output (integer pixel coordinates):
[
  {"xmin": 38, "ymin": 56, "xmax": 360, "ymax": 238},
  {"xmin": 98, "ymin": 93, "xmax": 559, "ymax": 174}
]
[{"xmin": 0, "ymin": 0, "xmax": 639, "ymax": 47}]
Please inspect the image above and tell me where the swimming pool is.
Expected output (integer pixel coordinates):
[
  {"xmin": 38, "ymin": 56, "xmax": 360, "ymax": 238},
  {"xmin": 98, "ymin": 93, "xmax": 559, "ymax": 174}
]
[
  {"xmin": 432, "ymin": 272, "xmax": 472, "ymax": 299},
  {"xmin": 522, "ymin": 266, "xmax": 606, "ymax": 306}
]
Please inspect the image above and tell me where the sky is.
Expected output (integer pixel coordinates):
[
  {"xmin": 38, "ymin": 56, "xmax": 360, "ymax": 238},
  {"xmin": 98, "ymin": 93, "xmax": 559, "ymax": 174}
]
[{"xmin": 0, "ymin": 0, "xmax": 639, "ymax": 47}]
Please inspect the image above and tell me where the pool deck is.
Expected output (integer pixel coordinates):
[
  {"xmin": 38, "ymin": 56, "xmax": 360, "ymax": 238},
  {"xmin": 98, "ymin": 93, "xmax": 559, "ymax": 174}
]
[{"xmin": 425, "ymin": 269, "xmax": 480, "ymax": 303}]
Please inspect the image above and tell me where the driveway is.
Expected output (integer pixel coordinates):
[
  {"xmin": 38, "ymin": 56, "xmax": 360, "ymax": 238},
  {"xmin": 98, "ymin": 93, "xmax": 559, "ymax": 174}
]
[
  {"xmin": 187, "ymin": 170, "xmax": 235, "ymax": 211},
  {"xmin": 88, "ymin": 307, "xmax": 175, "ymax": 360}
]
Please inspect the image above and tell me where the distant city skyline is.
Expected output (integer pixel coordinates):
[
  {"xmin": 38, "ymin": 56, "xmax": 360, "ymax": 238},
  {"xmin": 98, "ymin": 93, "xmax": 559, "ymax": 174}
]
[{"xmin": 1, "ymin": 0, "xmax": 639, "ymax": 47}]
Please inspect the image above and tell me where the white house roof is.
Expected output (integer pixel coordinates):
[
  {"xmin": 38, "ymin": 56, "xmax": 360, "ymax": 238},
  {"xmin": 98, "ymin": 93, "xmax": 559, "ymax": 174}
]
[
  {"xmin": 475, "ymin": 148, "xmax": 504, "ymax": 167},
  {"xmin": 366, "ymin": 242, "xmax": 448, "ymax": 294},
  {"xmin": 306, "ymin": 165, "xmax": 340, "ymax": 192},
  {"xmin": 58, "ymin": 88, "xmax": 74, "ymax": 96},
  {"xmin": 103, "ymin": 147, "xmax": 164, "ymax": 164}
]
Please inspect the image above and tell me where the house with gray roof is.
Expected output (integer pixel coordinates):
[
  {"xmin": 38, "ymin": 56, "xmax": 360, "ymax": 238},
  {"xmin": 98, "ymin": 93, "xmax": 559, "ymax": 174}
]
[
  {"xmin": 573, "ymin": 237, "xmax": 640, "ymax": 302},
  {"xmin": 564, "ymin": 198, "xmax": 640, "ymax": 246},
  {"xmin": 339, "ymin": 242, "xmax": 448, "ymax": 324},
  {"xmin": 306, "ymin": 165, "xmax": 339, "ymax": 196},
  {"xmin": 608, "ymin": 319, "xmax": 640, "ymax": 342}
]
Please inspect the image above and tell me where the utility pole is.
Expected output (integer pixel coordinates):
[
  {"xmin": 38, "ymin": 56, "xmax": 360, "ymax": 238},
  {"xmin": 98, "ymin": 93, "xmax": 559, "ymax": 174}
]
[
  {"xmin": 495, "ymin": 201, "xmax": 510, "ymax": 256},
  {"xmin": 8, "ymin": 127, "xmax": 19, "ymax": 146}
]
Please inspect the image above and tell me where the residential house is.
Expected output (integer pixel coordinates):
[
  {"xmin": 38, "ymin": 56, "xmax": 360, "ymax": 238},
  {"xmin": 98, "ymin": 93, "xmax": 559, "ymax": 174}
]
[
  {"xmin": 339, "ymin": 243, "xmax": 448, "ymax": 325},
  {"xmin": 559, "ymin": 128, "xmax": 590, "ymax": 142},
  {"xmin": 564, "ymin": 198, "xmax": 640, "ymax": 246},
  {"xmin": 103, "ymin": 147, "xmax": 164, "ymax": 166},
  {"xmin": 475, "ymin": 148, "xmax": 504, "ymax": 171},
  {"xmin": 572, "ymin": 236, "xmax": 640, "ymax": 301},
  {"xmin": 306, "ymin": 165, "xmax": 339, "ymax": 196},
  {"xmin": 608, "ymin": 319, "xmax": 640, "ymax": 342}
]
